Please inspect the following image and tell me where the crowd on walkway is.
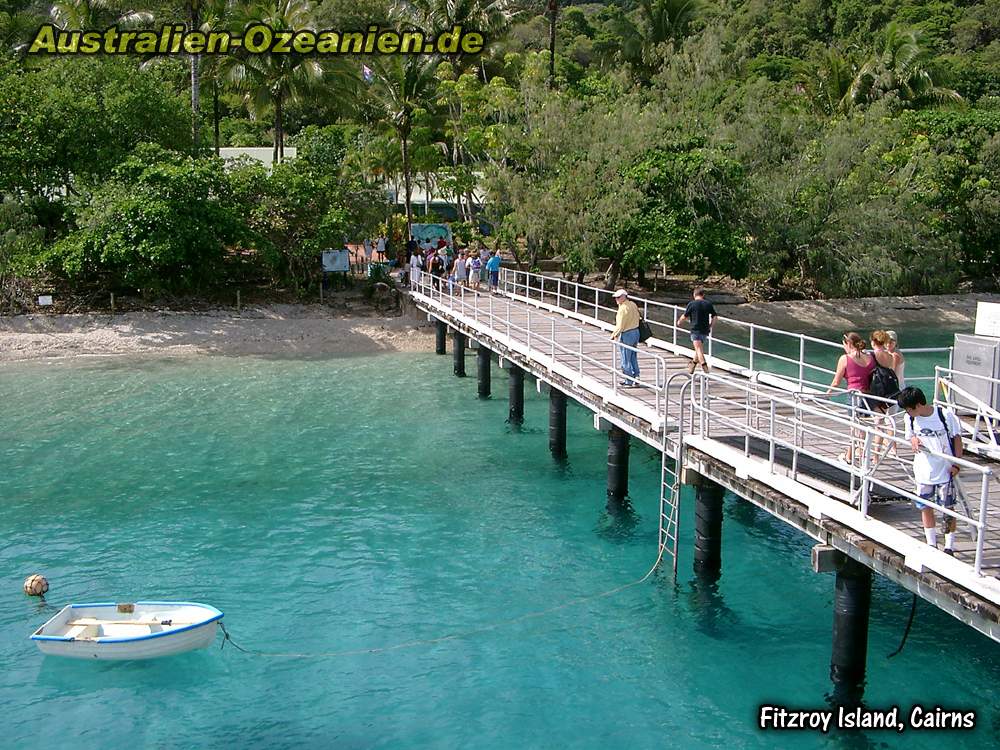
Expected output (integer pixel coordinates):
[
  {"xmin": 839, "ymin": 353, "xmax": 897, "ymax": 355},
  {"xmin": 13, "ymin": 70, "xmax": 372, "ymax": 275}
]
[{"xmin": 408, "ymin": 242, "xmax": 504, "ymax": 294}]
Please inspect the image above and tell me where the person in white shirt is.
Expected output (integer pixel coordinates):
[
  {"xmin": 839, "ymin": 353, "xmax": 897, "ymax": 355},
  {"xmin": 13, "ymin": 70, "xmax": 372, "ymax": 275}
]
[
  {"xmin": 376, "ymin": 236, "xmax": 386, "ymax": 261},
  {"xmin": 363, "ymin": 238, "xmax": 373, "ymax": 261},
  {"xmin": 897, "ymin": 386, "xmax": 963, "ymax": 554},
  {"xmin": 409, "ymin": 249, "xmax": 422, "ymax": 286}
]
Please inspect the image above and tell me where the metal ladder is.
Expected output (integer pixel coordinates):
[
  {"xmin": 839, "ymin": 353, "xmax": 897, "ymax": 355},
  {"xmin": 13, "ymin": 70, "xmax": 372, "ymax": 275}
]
[
  {"xmin": 658, "ymin": 375, "xmax": 692, "ymax": 579},
  {"xmin": 659, "ymin": 433, "xmax": 684, "ymax": 578}
]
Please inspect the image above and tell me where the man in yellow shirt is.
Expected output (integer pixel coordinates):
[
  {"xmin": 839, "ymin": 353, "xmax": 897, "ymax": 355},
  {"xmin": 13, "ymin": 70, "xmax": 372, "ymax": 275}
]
[{"xmin": 610, "ymin": 288, "xmax": 642, "ymax": 387}]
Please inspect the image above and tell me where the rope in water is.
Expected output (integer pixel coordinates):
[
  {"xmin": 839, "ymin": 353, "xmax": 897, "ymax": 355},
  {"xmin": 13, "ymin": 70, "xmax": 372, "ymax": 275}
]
[{"xmin": 219, "ymin": 544, "xmax": 667, "ymax": 659}]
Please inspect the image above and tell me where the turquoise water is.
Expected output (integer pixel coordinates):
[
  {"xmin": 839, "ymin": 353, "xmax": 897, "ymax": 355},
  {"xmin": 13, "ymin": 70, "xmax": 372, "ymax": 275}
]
[{"xmin": 2, "ymin": 344, "xmax": 998, "ymax": 749}]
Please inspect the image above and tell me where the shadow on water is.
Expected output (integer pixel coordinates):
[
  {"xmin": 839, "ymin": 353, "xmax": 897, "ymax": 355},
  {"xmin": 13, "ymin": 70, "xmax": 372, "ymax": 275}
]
[
  {"xmin": 594, "ymin": 496, "xmax": 641, "ymax": 543},
  {"xmin": 684, "ymin": 574, "xmax": 741, "ymax": 639}
]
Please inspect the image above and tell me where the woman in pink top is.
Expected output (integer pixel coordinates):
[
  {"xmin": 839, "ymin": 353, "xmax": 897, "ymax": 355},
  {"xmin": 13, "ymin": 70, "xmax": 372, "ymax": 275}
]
[{"xmin": 826, "ymin": 331, "xmax": 889, "ymax": 463}]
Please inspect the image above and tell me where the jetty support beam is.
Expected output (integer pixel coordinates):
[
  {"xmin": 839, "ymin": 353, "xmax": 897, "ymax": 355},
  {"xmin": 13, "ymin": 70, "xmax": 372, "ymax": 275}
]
[
  {"xmin": 435, "ymin": 320, "xmax": 447, "ymax": 355},
  {"xmin": 477, "ymin": 346, "xmax": 491, "ymax": 398},
  {"xmin": 693, "ymin": 478, "xmax": 725, "ymax": 580},
  {"xmin": 453, "ymin": 330, "xmax": 466, "ymax": 377},
  {"xmin": 607, "ymin": 426, "xmax": 630, "ymax": 502},
  {"xmin": 830, "ymin": 556, "xmax": 872, "ymax": 707},
  {"xmin": 508, "ymin": 364, "xmax": 524, "ymax": 424},
  {"xmin": 549, "ymin": 389, "xmax": 567, "ymax": 459}
]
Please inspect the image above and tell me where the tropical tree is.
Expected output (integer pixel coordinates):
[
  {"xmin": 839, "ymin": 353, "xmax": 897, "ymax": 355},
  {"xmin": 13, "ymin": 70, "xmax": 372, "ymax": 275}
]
[
  {"xmin": 845, "ymin": 23, "xmax": 963, "ymax": 110},
  {"xmin": 222, "ymin": 0, "xmax": 345, "ymax": 162},
  {"xmin": 798, "ymin": 47, "xmax": 856, "ymax": 116},
  {"xmin": 47, "ymin": 0, "xmax": 151, "ymax": 30},
  {"xmin": 367, "ymin": 53, "xmax": 440, "ymax": 236},
  {"xmin": 638, "ymin": 0, "xmax": 705, "ymax": 46}
]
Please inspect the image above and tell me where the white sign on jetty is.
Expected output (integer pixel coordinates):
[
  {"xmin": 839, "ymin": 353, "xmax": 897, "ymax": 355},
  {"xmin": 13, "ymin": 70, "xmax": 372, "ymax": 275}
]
[{"xmin": 975, "ymin": 301, "xmax": 1000, "ymax": 338}]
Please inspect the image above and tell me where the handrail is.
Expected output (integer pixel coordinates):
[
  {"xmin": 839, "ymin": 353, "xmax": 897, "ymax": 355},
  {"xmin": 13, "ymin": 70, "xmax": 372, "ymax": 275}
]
[
  {"xmin": 498, "ymin": 268, "xmax": 952, "ymax": 392},
  {"xmin": 411, "ymin": 272, "xmax": 671, "ymax": 424},
  {"xmin": 411, "ymin": 270, "xmax": 992, "ymax": 579},
  {"xmin": 691, "ymin": 371, "xmax": 993, "ymax": 575}
]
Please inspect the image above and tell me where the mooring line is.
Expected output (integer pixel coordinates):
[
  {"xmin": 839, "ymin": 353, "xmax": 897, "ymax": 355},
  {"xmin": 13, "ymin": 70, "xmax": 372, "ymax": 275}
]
[{"xmin": 218, "ymin": 546, "xmax": 666, "ymax": 659}]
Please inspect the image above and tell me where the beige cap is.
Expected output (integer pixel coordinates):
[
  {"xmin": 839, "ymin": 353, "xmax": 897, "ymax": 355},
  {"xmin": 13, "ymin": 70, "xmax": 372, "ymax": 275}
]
[
  {"xmin": 886, "ymin": 330, "xmax": 898, "ymax": 341},
  {"xmin": 613, "ymin": 289, "xmax": 628, "ymax": 299}
]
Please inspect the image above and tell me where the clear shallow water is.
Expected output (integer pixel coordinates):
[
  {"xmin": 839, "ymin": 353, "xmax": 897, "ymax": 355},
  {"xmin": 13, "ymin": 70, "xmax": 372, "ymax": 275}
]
[{"xmin": 1, "ymin": 343, "xmax": 998, "ymax": 749}]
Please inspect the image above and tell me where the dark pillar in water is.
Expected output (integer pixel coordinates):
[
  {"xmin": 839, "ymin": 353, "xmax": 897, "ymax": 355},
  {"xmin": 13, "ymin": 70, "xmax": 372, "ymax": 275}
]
[
  {"xmin": 435, "ymin": 320, "xmax": 447, "ymax": 355},
  {"xmin": 607, "ymin": 427, "xmax": 630, "ymax": 502},
  {"xmin": 453, "ymin": 330, "xmax": 466, "ymax": 377},
  {"xmin": 830, "ymin": 557, "xmax": 872, "ymax": 706},
  {"xmin": 477, "ymin": 346, "xmax": 491, "ymax": 398},
  {"xmin": 508, "ymin": 364, "xmax": 524, "ymax": 424},
  {"xmin": 549, "ymin": 389, "xmax": 567, "ymax": 459},
  {"xmin": 693, "ymin": 480, "xmax": 725, "ymax": 580}
]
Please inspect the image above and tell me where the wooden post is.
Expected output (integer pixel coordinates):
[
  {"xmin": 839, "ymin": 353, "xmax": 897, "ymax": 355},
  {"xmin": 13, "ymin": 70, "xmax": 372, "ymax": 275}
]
[
  {"xmin": 110, "ymin": 293, "xmax": 115, "ymax": 315},
  {"xmin": 236, "ymin": 290, "xmax": 241, "ymax": 314}
]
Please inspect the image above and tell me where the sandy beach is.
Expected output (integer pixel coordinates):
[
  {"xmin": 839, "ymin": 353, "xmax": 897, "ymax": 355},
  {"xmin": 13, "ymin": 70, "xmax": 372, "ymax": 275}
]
[
  {"xmin": 0, "ymin": 304, "xmax": 435, "ymax": 362},
  {"xmin": 1, "ymin": 292, "xmax": 996, "ymax": 362}
]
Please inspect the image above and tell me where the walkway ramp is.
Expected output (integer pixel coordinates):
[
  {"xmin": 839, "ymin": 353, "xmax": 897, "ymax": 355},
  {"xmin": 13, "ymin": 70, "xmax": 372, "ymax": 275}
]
[{"xmin": 410, "ymin": 270, "xmax": 1000, "ymax": 642}]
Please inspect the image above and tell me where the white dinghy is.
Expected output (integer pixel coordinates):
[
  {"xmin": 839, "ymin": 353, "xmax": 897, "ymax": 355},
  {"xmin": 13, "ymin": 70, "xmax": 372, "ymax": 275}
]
[{"xmin": 31, "ymin": 601, "xmax": 223, "ymax": 660}]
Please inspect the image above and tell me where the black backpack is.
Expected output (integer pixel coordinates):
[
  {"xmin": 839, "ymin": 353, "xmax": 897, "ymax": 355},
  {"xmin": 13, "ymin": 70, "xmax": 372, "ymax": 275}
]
[{"xmin": 869, "ymin": 362, "xmax": 900, "ymax": 399}]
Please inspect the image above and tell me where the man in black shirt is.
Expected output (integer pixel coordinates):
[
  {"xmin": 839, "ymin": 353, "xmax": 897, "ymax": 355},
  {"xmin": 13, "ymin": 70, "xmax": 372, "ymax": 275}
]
[{"xmin": 678, "ymin": 287, "xmax": 717, "ymax": 374}]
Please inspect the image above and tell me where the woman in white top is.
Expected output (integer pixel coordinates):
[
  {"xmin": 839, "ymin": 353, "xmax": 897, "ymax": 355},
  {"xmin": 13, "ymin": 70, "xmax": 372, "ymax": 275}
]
[
  {"xmin": 409, "ymin": 249, "xmax": 422, "ymax": 286},
  {"xmin": 452, "ymin": 253, "xmax": 468, "ymax": 286}
]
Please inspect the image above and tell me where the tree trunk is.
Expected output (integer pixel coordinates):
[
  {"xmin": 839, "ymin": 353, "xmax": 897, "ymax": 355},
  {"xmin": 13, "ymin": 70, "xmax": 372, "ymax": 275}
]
[
  {"xmin": 213, "ymin": 78, "xmax": 221, "ymax": 156},
  {"xmin": 547, "ymin": 0, "xmax": 559, "ymax": 87},
  {"xmin": 636, "ymin": 265, "xmax": 646, "ymax": 287},
  {"xmin": 276, "ymin": 94, "xmax": 284, "ymax": 162},
  {"xmin": 604, "ymin": 255, "xmax": 622, "ymax": 290},
  {"xmin": 190, "ymin": 7, "xmax": 200, "ymax": 148},
  {"xmin": 401, "ymin": 126, "xmax": 413, "ymax": 238}
]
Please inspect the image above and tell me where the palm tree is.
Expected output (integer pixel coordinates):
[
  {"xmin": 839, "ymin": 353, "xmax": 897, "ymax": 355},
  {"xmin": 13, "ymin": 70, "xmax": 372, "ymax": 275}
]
[
  {"xmin": 222, "ymin": 0, "xmax": 343, "ymax": 162},
  {"xmin": 846, "ymin": 23, "xmax": 962, "ymax": 110},
  {"xmin": 197, "ymin": 0, "xmax": 239, "ymax": 154},
  {"xmin": 409, "ymin": 0, "xmax": 516, "ymax": 73},
  {"xmin": 638, "ymin": 0, "xmax": 704, "ymax": 46},
  {"xmin": 48, "ymin": 0, "xmax": 151, "ymax": 30},
  {"xmin": 367, "ymin": 54, "xmax": 440, "ymax": 237},
  {"xmin": 1, "ymin": 5, "xmax": 46, "ymax": 55},
  {"xmin": 547, "ymin": 0, "xmax": 557, "ymax": 86},
  {"xmin": 798, "ymin": 47, "xmax": 856, "ymax": 116}
]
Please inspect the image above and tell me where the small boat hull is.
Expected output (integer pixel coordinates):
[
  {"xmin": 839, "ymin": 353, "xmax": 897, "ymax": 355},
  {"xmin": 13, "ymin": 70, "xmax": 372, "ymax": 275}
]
[{"xmin": 31, "ymin": 602, "xmax": 223, "ymax": 660}]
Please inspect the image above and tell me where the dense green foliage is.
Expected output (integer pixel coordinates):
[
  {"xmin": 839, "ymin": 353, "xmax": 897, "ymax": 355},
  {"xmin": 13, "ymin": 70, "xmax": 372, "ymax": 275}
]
[{"xmin": 1, "ymin": 0, "xmax": 999, "ymax": 304}]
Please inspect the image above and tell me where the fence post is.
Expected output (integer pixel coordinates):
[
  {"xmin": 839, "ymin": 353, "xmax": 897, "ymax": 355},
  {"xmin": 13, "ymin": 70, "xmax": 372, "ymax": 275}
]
[
  {"xmin": 749, "ymin": 326, "xmax": 756, "ymax": 372},
  {"xmin": 799, "ymin": 337, "xmax": 806, "ymax": 387}
]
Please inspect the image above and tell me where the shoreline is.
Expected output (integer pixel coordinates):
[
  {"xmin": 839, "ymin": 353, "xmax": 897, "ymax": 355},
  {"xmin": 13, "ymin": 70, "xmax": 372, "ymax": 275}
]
[
  {"xmin": 1, "ymin": 293, "xmax": 996, "ymax": 362},
  {"xmin": 0, "ymin": 304, "xmax": 435, "ymax": 362}
]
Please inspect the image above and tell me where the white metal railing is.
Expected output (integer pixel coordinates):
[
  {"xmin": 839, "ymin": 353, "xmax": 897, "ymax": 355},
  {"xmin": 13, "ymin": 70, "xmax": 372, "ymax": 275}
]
[
  {"xmin": 935, "ymin": 367, "xmax": 1000, "ymax": 459},
  {"xmin": 411, "ymin": 272, "xmax": 672, "ymax": 424},
  {"xmin": 412, "ymin": 270, "xmax": 994, "ymax": 578},
  {"xmin": 498, "ymin": 268, "xmax": 952, "ymax": 392},
  {"xmin": 688, "ymin": 372, "xmax": 994, "ymax": 575}
]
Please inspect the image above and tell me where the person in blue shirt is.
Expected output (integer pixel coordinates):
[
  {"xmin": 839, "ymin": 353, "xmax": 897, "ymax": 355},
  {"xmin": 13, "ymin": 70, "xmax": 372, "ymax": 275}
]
[{"xmin": 486, "ymin": 251, "xmax": 502, "ymax": 293}]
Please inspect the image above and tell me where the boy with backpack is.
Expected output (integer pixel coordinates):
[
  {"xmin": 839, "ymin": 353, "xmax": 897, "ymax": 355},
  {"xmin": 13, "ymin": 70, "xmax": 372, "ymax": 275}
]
[{"xmin": 896, "ymin": 386, "xmax": 963, "ymax": 554}]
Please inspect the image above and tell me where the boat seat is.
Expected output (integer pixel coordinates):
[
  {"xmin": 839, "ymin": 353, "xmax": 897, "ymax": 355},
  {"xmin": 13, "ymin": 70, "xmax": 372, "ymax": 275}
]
[{"xmin": 64, "ymin": 624, "xmax": 97, "ymax": 640}]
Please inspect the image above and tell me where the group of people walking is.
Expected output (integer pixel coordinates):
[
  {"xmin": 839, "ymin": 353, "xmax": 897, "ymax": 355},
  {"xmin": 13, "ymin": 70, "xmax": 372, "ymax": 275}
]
[
  {"xmin": 410, "ymin": 245, "xmax": 503, "ymax": 294},
  {"xmin": 608, "ymin": 284, "xmax": 962, "ymax": 555},
  {"xmin": 826, "ymin": 328, "xmax": 963, "ymax": 554}
]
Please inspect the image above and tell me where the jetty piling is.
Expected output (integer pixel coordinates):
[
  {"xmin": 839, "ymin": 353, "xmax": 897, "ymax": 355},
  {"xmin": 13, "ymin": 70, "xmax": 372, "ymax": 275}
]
[
  {"xmin": 477, "ymin": 346, "xmax": 491, "ymax": 398},
  {"xmin": 508, "ymin": 364, "xmax": 524, "ymax": 424},
  {"xmin": 435, "ymin": 320, "xmax": 447, "ymax": 355},
  {"xmin": 453, "ymin": 330, "xmax": 466, "ymax": 377},
  {"xmin": 693, "ymin": 480, "xmax": 726, "ymax": 580},
  {"xmin": 607, "ymin": 426, "xmax": 630, "ymax": 503},
  {"xmin": 549, "ymin": 389, "xmax": 567, "ymax": 459}
]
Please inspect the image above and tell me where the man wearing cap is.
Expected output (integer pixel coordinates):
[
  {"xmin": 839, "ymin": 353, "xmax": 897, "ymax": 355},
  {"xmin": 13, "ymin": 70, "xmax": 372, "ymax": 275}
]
[{"xmin": 611, "ymin": 288, "xmax": 642, "ymax": 387}]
